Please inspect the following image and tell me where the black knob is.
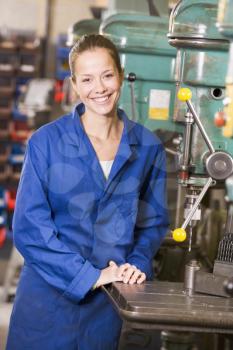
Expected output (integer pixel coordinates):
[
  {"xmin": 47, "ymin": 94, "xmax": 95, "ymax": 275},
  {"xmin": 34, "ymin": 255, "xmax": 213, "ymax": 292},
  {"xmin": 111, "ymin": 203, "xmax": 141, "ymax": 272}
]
[
  {"xmin": 224, "ymin": 277, "xmax": 233, "ymax": 296},
  {"xmin": 127, "ymin": 72, "xmax": 136, "ymax": 82}
]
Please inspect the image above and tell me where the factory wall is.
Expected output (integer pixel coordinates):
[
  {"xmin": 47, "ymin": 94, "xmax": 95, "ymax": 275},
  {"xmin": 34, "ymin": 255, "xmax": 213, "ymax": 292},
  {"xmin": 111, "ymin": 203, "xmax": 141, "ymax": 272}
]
[
  {"xmin": 0, "ymin": 0, "xmax": 93, "ymax": 38},
  {"xmin": 0, "ymin": 0, "xmax": 94, "ymax": 76}
]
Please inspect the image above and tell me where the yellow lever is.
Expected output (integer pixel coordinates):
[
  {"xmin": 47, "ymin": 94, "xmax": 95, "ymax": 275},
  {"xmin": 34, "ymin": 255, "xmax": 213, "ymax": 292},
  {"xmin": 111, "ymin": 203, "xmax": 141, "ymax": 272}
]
[
  {"xmin": 172, "ymin": 228, "xmax": 187, "ymax": 242},
  {"xmin": 177, "ymin": 88, "xmax": 192, "ymax": 102}
]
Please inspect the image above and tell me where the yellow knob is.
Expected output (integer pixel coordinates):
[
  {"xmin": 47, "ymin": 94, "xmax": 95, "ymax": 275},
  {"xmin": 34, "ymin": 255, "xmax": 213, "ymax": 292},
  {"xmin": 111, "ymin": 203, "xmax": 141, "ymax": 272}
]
[
  {"xmin": 172, "ymin": 228, "xmax": 187, "ymax": 242},
  {"xmin": 177, "ymin": 88, "xmax": 192, "ymax": 102}
]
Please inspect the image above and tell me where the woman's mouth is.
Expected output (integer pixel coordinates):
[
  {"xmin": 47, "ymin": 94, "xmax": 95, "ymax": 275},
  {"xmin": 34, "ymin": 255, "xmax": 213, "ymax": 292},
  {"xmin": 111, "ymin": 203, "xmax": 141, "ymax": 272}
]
[{"xmin": 92, "ymin": 94, "xmax": 111, "ymax": 104}]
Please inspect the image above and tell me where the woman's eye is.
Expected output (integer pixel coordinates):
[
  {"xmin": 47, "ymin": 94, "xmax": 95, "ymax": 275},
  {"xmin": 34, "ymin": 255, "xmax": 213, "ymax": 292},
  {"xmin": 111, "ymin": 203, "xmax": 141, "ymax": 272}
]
[
  {"xmin": 104, "ymin": 73, "xmax": 114, "ymax": 79},
  {"xmin": 82, "ymin": 78, "xmax": 91, "ymax": 83}
]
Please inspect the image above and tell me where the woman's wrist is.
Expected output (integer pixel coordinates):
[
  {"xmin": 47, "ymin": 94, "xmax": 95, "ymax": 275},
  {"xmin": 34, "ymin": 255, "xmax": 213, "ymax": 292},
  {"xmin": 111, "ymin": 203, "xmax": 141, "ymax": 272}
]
[
  {"xmin": 92, "ymin": 271, "xmax": 103, "ymax": 290},
  {"xmin": 92, "ymin": 282, "xmax": 98, "ymax": 290}
]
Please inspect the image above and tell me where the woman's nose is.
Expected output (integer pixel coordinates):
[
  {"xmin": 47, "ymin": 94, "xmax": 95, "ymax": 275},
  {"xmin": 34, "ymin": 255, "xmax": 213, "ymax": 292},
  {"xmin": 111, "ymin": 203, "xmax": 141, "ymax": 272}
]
[{"xmin": 95, "ymin": 78, "xmax": 106, "ymax": 93}]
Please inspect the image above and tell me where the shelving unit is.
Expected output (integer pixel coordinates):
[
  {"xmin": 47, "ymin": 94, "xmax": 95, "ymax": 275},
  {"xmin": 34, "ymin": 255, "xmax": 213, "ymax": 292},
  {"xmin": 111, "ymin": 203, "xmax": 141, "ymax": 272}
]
[{"xmin": 0, "ymin": 30, "xmax": 42, "ymax": 241}]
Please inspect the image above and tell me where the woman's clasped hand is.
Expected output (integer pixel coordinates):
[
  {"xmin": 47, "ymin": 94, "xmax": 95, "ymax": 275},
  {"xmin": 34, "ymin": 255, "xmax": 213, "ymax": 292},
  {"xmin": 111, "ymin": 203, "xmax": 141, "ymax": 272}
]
[{"xmin": 95, "ymin": 261, "xmax": 146, "ymax": 288}]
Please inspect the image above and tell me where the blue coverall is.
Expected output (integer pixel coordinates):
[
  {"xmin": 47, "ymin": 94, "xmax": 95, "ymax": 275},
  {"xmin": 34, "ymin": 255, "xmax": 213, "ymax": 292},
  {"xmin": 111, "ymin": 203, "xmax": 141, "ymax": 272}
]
[{"xmin": 6, "ymin": 103, "xmax": 169, "ymax": 350}]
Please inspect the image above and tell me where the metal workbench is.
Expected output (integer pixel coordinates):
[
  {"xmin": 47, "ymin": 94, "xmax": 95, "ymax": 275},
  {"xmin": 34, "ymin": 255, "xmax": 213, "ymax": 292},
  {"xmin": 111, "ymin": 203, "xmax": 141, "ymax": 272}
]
[{"xmin": 103, "ymin": 281, "xmax": 233, "ymax": 334}]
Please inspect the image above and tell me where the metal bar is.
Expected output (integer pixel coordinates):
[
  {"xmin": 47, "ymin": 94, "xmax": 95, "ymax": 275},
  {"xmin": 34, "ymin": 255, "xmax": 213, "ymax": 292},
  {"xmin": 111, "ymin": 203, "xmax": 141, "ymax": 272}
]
[
  {"xmin": 182, "ymin": 177, "xmax": 213, "ymax": 230},
  {"xmin": 187, "ymin": 100, "xmax": 215, "ymax": 154},
  {"xmin": 130, "ymin": 82, "xmax": 137, "ymax": 122},
  {"xmin": 175, "ymin": 184, "xmax": 185, "ymax": 228},
  {"xmin": 183, "ymin": 123, "xmax": 192, "ymax": 166},
  {"xmin": 146, "ymin": 0, "xmax": 160, "ymax": 16},
  {"xmin": 182, "ymin": 113, "xmax": 193, "ymax": 167},
  {"xmin": 165, "ymin": 147, "xmax": 179, "ymax": 156},
  {"xmin": 44, "ymin": 0, "xmax": 53, "ymax": 77},
  {"xmin": 226, "ymin": 42, "xmax": 233, "ymax": 84}
]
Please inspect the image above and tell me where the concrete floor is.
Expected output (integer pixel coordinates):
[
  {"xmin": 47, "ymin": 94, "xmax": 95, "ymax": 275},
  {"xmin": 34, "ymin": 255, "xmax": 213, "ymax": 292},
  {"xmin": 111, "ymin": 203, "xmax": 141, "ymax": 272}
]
[
  {"xmin": 0, "ymin": 238, "xmax": 14, "ymax": 350},
  {"xmin": 0, "ymin": 298, "xmax": 12, "ymax": 350}
]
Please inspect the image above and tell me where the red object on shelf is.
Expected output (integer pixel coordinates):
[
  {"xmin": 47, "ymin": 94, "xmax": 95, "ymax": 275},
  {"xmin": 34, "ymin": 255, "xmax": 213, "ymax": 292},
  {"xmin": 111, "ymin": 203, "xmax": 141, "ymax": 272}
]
[
  {"xmin": 10, "ymin": 120, "xmax": 30, "ymax": 141},
  {"xmin": 214, "ymin": 111, "xmax": 226, "ymax": 127},
  {"xmin": 0, "ymin": 227, "xmax": 6, "ymax": 247},
  {"xmin": 6, "ymin": 190, "xmax": 16, "ymax": 211},
  {"xmin": 54, "ymin": 80, "xmax": 64, "ymax": 102}
]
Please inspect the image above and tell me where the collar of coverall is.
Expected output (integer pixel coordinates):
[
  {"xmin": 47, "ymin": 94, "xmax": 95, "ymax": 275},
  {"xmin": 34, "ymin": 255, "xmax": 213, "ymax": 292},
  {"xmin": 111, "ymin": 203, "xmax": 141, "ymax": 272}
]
[{"xmin": 71, "ymin": 102, "xmax": 139, "ymax": 146}]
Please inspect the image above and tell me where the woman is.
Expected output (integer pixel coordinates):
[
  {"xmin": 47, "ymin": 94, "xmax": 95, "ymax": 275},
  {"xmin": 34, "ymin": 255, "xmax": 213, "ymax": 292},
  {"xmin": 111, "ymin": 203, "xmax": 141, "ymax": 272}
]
[{"xmin": 6, "ymin": 34, "xmax": 169, "ymax": 350}]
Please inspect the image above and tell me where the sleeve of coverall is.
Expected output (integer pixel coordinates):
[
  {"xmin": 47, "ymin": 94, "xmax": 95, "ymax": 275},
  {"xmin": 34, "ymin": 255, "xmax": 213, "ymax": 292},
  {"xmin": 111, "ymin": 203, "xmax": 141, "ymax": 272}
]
[
  {"xmin": 13, "ymin": 140, "xmax": 101, "ymax": 303},
  {"xmin": 126, "ymin": 144, "xmax": 170, "ymax": 279}
]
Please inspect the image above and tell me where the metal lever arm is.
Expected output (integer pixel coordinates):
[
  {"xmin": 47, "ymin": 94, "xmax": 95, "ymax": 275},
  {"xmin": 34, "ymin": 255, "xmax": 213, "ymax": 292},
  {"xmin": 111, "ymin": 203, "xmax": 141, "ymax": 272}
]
[
  {"xmin": 181, "ymin": 177, "xmax": 213, "ymax": 230},
  {"xmin": 177, "ymin": 88, "xmax": 215, "ymax": 154},
  {"xmin": 186, "ymin": 100, "xmax": 215, "ymax": 154},
  {"xmin": 172, "ymin": 178, "xmax": 213, "ymax": 242}
]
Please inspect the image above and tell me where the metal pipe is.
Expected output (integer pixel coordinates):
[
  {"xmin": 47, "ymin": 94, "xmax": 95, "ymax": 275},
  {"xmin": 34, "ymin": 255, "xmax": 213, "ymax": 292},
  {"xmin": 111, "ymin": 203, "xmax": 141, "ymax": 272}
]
[
  {"xmin": 184, "ymin": 260, "xmax": 201, "ymax": 296},
  {"xmin": 186, "ymin": 100, "xmax": 215, "ymax": 154},
  {"xmin": 127, "ymin": 73, "xmax": 137, "ymax": 122},
  {"xmin": 175, "ymin": 184, "xmax": 185, "ymax": 228},
  {"xmin": 165, "ymin": 147, "xmax": 179, "ymax": 156},
  {"xmin": 182, "ymin": 177, "xmax": 213, "ymax": 230},
  {"xmin": 146, "ymin": 0, "xmax": 160, "ymax": 16},
  {"xmin": 182, "ymin": 112, "xmax": 193, "ymax": 168},
  {"xmin": 130, "ymin": 82, "xmax": 137, "ymax": 122},
  {"xmin": 225, "ymin": 203, "xmax": 233, "ymax": 235},
  {"xmin": 44, "ymin": 0, "xmax": 53, "ymax": 78},
  {"xmin": 226, "ymin": 42, "xmax": 233, "ymax": 84}
]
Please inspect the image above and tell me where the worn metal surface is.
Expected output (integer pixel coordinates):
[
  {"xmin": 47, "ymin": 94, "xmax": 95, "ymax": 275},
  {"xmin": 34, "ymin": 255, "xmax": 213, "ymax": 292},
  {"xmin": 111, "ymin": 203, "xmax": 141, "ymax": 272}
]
[{"xmin": 103, "ymin": 281, "xmax": 233, "ymax": 334}]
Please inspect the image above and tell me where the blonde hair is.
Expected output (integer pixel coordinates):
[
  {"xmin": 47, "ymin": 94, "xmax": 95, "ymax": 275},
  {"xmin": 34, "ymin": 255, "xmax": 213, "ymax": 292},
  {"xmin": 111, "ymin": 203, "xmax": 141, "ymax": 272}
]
[{"xmin": 69, "ymin": 34, "xmax": 122, "ymax": 80}]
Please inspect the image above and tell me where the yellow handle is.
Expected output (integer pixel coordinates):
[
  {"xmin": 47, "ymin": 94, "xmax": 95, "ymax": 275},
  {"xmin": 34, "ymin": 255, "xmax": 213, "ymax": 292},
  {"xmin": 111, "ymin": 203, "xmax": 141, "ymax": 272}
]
[
  {"xmin": 172, "ymin": 228, "xmax": 187, "ymax": 242},
  {"xmin": 177, "ymin": 88, "xmax": 192, "ymax": 102}
]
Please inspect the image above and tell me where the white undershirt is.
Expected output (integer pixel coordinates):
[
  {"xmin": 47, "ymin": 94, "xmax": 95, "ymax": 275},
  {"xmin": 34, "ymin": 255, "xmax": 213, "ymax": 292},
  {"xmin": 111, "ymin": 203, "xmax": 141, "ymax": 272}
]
[{"xmin": 99, "ymin": 160, "xmax": 114, "ymax": 180}]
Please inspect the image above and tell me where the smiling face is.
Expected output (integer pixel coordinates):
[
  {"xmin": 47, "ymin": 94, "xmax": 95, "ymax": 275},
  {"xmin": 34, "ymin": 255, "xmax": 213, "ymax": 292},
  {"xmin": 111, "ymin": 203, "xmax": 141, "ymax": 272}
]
[{"xmin": 71, "ymin": 48, "xmax": 123, "ymax": 119}]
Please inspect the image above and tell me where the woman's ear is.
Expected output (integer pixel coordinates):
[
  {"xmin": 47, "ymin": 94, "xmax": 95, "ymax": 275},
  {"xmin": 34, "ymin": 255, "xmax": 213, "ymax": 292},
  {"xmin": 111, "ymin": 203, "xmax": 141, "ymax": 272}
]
[
  {"xmin": 69, "ymin": 76, "xmax": 80, "ymax": 102},
  {"xmin": 70, "ymin": 76, "xmax": 77, "ymax": 92}
]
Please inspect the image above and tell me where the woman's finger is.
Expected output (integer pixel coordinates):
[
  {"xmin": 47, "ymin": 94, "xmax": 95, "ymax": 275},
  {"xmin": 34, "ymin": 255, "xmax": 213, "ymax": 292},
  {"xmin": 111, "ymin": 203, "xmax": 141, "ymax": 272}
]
[
  {"xmin": 117, "ymin": 263, "xmax": 131, "ymax": 277},
  {"xmin": 122, "ymin": 267, "xmax": 136, "ymax": 283},
  {"xmin": 136, "ymin": 272, "xmax": 146, "ymax": 284},
  {"xmin": 129, "ymin": 269, "xmax": 141, "ymax": 284}
]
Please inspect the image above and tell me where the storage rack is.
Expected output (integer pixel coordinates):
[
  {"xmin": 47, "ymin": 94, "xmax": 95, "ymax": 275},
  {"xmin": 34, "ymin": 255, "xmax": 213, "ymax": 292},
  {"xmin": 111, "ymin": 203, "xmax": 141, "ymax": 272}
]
[{"xmin": 0, "ymin": 29, "xmax": 42, "ymax": 241}]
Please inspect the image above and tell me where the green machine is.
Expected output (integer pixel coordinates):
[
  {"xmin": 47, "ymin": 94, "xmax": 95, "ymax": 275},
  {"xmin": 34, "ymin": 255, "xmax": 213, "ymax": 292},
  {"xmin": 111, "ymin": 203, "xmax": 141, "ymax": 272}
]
[
  {"xmin": 103, "ymin": 0, "xmax": 170, "ymax": 17},
  {"xmin": 217, "ymin": 0, "xmax": 233, "ymax": 139},
  {"xmin": 66, "ymin": 19, "xmax": 101, "ymax": 47},
  {"xmin": 168, "ymin": 0, "xmax": 233, "ymax": 179},
  {"xmin": 100, "ymin": 13, "xmax": 183, "ymax": 134},
  {"xmin": 168, "ymin": 0, "xmax": 233, "ymax": 298},
  {"xmin": 217, "ymin": 0, "xmax": 233, "ymax": 204}
]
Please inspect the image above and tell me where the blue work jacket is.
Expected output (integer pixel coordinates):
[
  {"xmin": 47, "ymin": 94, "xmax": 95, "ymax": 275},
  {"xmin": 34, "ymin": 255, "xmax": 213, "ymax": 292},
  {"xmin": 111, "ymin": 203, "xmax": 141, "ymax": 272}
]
[{"xmin": 7, "ymin": 104, "xmax": 169, "ymax": 350}]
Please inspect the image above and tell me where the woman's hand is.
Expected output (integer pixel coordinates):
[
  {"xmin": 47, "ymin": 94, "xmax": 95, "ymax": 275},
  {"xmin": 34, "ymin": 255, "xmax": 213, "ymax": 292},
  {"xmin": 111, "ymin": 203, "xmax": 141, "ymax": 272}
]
[
  {"xmin": 94, "ymin": 261, "xmax": 123, "ymax": 288},
  {"xmin": 118, "ymin": 263, "xmax": 146, "ymax": 285},
  {"xmin": 94, "ymin": 261, "xmax": 146, "ymax": 289}
]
